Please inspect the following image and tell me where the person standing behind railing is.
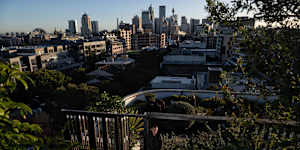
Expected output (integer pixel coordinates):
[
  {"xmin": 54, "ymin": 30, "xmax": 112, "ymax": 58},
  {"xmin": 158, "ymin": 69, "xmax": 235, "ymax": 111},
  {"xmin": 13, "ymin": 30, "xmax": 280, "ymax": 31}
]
[{"xmin": 146, "ymin": 123, "xmax": 162, "ymax": 150}]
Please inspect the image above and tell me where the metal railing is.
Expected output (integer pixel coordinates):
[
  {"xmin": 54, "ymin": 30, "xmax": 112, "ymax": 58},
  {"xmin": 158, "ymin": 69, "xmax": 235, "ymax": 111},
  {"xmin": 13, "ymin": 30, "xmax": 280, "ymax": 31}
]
[{"xmin": 61, "ymin": 109, "xmax": 299, "ymax": 150}]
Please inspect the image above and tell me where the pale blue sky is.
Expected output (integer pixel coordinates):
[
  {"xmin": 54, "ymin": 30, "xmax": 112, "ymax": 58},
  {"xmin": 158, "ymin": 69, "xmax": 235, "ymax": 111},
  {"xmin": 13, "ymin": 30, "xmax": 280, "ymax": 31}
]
[{"xmin": 0, "ymin": 0, "xmax": 232, "ymax": 33}]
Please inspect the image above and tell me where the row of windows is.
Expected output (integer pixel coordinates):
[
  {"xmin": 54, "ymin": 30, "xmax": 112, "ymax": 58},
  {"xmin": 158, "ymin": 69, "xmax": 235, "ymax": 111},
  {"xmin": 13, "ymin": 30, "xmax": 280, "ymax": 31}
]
[{"xmin": 84, "ymin": 44, "xmax": 105, "ymax": 49}]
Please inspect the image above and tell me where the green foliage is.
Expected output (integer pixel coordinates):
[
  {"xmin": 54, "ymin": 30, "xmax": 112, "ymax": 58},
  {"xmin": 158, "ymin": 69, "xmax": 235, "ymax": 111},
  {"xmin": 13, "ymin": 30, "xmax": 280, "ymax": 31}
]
[
  {"xmin": 27, "ymin": 69, "xmax": 99, "ymax": 108},
  {"xmin": 161, "ymin": 124, "xmax": 230, "ymax": 150},
  {"xmin": 41, "ymin": 130, "xmax": 76, "ymax": 150},
  {"xmin": 0, "ymin": 63, "xmax": 33, "ymax": 95},
  {"xmin": 87, "ymin": 91, "xmax": 125, "ymax": 113},
  {"xmin": 200, "ymin": 97, "xmax": 227, "ymax": 109},
  {"xmin": 0, "ymin": 63, "xmax": 43, "ymax": 149},
  {"xmin": 205, "ymin": 0, "xmax": 300, "ymax": 25},
  {"xmin": 84, "ymin": 53, "xmax": 100, "ymax": 71},
  {"xmin": 29, "ymin": 69, "xmax": 71, "ymax": 94},
  {"xmin": 55, "ymin": 83, "xmax": 99, "ymax": 107},
  {"xmin": 126, "ymin": 108, "xmax": 144, "ymax": 149},
  {"xmin": 161, "ymin": 101, "xmax": 196, "ymax": 131},
  {"xmin": 195, "ymin": 106, "xmax": 210, "ymax": 115},
  {"xmin": 64, "ymin": 67, "xmax": 88, "ymax": 84},
  {"xmin": 145, "ymin": 93, "xmax": 156, "ymax": 103},
  {"xmin": 205, "ymin": 0, "xmax": 300, "ymax": 149},
  {"xmin": 163, "ymin": 95, "xmax": 198, "ymax": 106},
  {"xmin": 164, "ymin": 101, "xmax": 196, "ymax": 115}
]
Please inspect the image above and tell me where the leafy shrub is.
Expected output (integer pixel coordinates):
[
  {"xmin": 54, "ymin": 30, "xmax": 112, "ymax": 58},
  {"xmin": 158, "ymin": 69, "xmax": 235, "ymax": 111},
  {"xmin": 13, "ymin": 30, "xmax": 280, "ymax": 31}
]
[
  {"xmin": 161, "ymin": 125, "xmax": 229, "ymax": 150},
  {"xmin": 199, "ymin": 97, "xmax": 227, "ymax": 108},
  {"xmin": 195, "ymin": 106, "xmax": 210, "ymax": 115},
  {"xmin": 158, "ymin": 101, "xmax": 196, "ymax": 132},
  {"xmin": 87, "ymin": 92, "xmax": 125, "ymax": 113},
  {"xmin": 145, "ymin": 93, "xmax": 156, "ymax": 103},
  {"xmin": 162, "ymin": 95, "xmax": 199, "ymax": 106},
  {"xmin": 0, "ymin": 63, "xmax": 43, "ymax": 149},
  {"xmin": 165, "ymin": 101, "xmax": 195, "ymax": 114}
]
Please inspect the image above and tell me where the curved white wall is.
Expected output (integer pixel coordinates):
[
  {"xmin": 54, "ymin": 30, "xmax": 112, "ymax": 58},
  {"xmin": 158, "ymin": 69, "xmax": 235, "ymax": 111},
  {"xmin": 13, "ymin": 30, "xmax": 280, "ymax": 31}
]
[{"xmin": 123, "ymin": 89, "xmax": 277, "ymax": 106}]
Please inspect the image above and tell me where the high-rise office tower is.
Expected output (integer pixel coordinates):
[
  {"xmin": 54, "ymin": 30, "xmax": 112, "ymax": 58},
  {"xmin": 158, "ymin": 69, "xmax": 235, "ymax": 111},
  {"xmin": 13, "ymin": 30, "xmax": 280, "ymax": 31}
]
[
  {"xmin": 132, "ymin": 15, "xmax": 143, "ymax": 32},
  {"xmin": 159, "ymin": 6, "xmax": 166, "ymax": 20},
  {"xmin": 148, "ymin": 5, "xmax": 154, "ymax": 24},
  {"xmin": 181, "ymin": 16, "xmax": 190, "ymax": 33},
  {"xmin": 154, "ymin": 18, "xmax": 160, "ymax": 34},
  {"xmin": 158, "ymin": 5, "xmax": 166, "ymax": 34},
  {"xmin": 81, "ymin": 13, "xmax": 92, "ymax": 36},
  {"xmin": 91, "ymin": 20, "xmax": 99, "ymax": 33},
  {"xmin": 142, "ymin": 11, "xmax": 151, "ymax": 25},
  {"xmin": 181, "ymin": 16, "xmax": 188, "ymax": 25},
  {"xmin": 190, "ymin": 18, "xmax": 200, "ymax": 33},
  {"xmin": 68, "ymin": 20, "xmax": 78, "ymax": 34}
]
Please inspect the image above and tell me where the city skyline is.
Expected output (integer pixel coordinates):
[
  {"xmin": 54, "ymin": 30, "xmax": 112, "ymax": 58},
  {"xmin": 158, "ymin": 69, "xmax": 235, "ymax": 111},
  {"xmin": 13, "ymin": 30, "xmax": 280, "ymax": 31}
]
[{"xmin": 0, "ymin": 0, "xmax": 229, "ymax": 33}]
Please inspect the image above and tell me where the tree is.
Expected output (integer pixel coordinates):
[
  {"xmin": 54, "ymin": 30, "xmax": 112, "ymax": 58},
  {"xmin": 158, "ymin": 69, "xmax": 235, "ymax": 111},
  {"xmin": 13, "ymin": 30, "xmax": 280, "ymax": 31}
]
[
  {"xmin": 0, "ymin": 63, "xmax": 43, "ymax": 149},
  {"xmin": 205, "ymin": 0, "xmax": 299, "ymax": 149},
  {"xmin": 206, "ymin": 0, "xmax": 299, "ymax": 26},
  {"xmin": 55, "ymin": 83, "xmax": 99, "ymax": 108},
  {"xmin": 27, "ymin": 69, "xmax": 72, "ymax": 101},
  {"xmin": 64, "ymin": 67, "xmax": 88, "ymax": 84},
  {"xmin": 29, "ymin": 69, "xmax": 71, "ymax": 91},
  {"xmin": 87, "ymin": 91, "xmax": 125, "ymax": 113}
]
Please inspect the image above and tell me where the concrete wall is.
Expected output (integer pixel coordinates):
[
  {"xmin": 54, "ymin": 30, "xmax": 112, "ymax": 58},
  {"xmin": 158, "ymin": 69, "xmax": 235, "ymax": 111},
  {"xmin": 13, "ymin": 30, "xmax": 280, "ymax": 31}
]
[{"xmin": 122, "ymin": 89, "xmax": 277, "ymax": 106}]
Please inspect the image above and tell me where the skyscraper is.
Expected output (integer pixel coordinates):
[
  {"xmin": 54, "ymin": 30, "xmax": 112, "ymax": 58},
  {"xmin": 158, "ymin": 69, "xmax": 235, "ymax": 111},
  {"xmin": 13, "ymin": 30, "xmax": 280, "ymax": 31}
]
[
  {"xmin": 190, "ymin": 18, "xmax": 200, "ymax": 33},
  {"xmin": 148, "ymin": 5, "xmax": 154, "ymax": 24},
  {"xmin": 142, "ymin": 11, "xmax": 151, "ymax": 25},
  {"xmin": 91, "ymin": 20, "xmax": 99, "ymax": 33},
  {"xmin": 132, "ymin": 15, "xmax": 143, "ymax": 32},
  {"xmin": 181, "ymin": 16, "xmax": 188, "ymax": 25},
  {"xmin": 154, "ymin": 18, "xmax": 160, "ymax": 34},
  {"xmin": 68, "ymin": 20, "xmax": 78, "ymax": 34},
  {"xmin": 181, "ymin": 16, "xmax": 190, "ymax": 33},
  {"xmin": 159, "ymin": 6, "xmax": 166, "ymax": 20},
  {"xmin": 81, "ymin": 13, "xmax": 92, "ymax": 36}
]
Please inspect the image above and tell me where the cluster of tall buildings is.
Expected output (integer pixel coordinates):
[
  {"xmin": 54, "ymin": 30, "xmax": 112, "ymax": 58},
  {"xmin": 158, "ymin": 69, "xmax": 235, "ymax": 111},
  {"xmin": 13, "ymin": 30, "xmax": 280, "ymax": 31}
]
[
  {"xmin": 68, "ymin": 13, "xmax": 99, "ymax": 37},
  {"xmin": 131, "ymin": 5, "xmax": 175, "ymax": 35},
  {"xmin": 1, "ymin": 5, "xmax": 256, "ymax": 74},
  {"xmin": 65, "ymin": 5, "xmax": 216, "ymax": 41},
  {"xmin": 129, "ymin": 5, "xmax": 215, "ymax": 41}
]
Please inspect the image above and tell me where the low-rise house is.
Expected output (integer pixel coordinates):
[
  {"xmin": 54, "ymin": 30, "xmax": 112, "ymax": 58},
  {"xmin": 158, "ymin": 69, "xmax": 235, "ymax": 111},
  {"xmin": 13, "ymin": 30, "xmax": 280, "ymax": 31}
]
[{"xmin": 150, "ymin": 76, "xmax": 195, "ymax": 89}]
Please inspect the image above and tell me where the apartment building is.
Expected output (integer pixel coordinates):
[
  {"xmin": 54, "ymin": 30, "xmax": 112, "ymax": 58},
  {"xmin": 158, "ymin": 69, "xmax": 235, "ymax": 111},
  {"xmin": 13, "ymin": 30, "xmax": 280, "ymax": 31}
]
[
  {"xmin": 119, "ymin": 23, "xmax": 132, "ymax": 50},
  {"xmin": 106, "ymin": 40, "xmax": 124, "ymax": 56},
  {"xmin": 132, "ymin": 32, "xmax": 166, "ymax": 49},
  {"xmin": 81, "ymin": 40, "xmax": 106, "ymax": 57}
]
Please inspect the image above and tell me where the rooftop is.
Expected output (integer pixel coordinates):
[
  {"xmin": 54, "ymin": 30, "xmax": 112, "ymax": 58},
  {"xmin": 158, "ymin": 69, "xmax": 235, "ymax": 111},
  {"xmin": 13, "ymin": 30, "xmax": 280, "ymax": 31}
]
[
  {"xmin": 162, "ymin": 55, "xmax": 206, "ymax": 65},
  {"xmin": 95, "ymin": 57, "xmax": 135, "ymax": 65},
  {"xmin": 87, "ymin": 69, "xmax": 114, "ymax": 77},
  {"xmin": 208, "ymin": 67, "xmax": 223, "ymax": 72},
  {"xmin": 150, "ymin": 76, "xmax": 194, "ymax": 85}
]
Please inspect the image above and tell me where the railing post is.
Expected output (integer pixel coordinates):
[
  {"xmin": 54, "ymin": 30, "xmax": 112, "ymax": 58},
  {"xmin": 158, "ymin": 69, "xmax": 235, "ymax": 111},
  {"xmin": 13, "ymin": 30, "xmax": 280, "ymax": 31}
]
[
  {"xmin": 102, "ymin": 117, "xmax": 108, "ymax": 150},
  {"xmin": 143, "ymin": 112, "xmax": 149, "ymax": 150},
  {"xmin": 64, "ymin": 113, "xmax": 71, "ymax": 141},
  {"xmin": 72, "ymin": 113, "xmax": 82, "ymax": 150},
  {"xmin": 115, "ymin": 116, "xmax": 120, "ymax": 150},
  {"xmin": 88, "ymin": 114, "xmax": 97, "ymax": 149}
]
